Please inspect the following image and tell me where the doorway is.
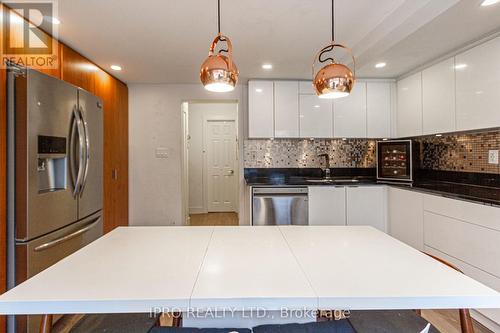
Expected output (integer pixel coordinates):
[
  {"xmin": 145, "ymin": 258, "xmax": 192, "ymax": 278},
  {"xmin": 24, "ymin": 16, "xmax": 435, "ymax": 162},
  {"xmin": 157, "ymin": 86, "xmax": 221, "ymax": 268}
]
[{"xmin": 181, "ymin": 101, "xmax": 239, "ymax": 225}]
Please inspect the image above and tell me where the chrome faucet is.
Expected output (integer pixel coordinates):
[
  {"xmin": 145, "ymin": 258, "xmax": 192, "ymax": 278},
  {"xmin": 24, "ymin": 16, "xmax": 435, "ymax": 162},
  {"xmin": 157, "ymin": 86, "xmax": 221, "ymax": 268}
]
[{"xmin": 317, "ymin": 153, "xmax": 331, "ymax": 179}]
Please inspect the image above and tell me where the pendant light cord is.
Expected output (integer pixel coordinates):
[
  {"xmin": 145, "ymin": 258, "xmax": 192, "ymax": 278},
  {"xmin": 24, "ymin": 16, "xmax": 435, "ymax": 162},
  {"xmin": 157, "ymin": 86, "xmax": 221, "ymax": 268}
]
[
  {"xmin": 218, "ymin": 0, "xmax": 221, "ymax": 34},
  {"xmin": 331, "ymin": 0, "xmax": 335, "ymax": 42}
]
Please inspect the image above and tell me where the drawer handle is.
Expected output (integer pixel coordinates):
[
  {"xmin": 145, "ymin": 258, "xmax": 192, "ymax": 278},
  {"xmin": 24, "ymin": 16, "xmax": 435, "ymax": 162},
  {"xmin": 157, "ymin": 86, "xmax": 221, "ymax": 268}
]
[{"xmin": 34, "ymin": 218, "xmax": 101, "ymax": 252}]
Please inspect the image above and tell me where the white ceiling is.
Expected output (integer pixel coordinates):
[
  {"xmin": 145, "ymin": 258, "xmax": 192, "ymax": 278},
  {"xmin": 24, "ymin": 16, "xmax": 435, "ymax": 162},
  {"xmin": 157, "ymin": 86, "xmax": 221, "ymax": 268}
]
[{"xmin": 54, "ymin": 0, "xmax": 500, "ymax": 84}]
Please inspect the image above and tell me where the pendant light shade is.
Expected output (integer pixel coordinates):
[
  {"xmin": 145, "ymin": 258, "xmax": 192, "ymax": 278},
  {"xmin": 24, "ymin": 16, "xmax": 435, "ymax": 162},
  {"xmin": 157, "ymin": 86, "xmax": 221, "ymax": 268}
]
[
  {"xmin": 200, "ymin": 34, "xmax": 238, "ymax": 92},
  {"xmin": 200, "ymin": 0, "xmax": 238, "ymax": 92},
  {"xmin": 312, "ymin": 0, "xmax": 355, "ymax": 99}
]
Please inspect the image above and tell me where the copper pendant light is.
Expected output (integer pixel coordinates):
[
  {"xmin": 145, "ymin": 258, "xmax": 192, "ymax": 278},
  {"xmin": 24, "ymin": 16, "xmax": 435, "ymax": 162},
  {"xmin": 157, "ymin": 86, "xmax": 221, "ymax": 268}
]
[
  {"xmin": 200, "ymin": 0, "xmax": 238, "ymax": 92},
  {"xmin": 312, "ymin": 0, "xmax": 355, "ymax": 99}
]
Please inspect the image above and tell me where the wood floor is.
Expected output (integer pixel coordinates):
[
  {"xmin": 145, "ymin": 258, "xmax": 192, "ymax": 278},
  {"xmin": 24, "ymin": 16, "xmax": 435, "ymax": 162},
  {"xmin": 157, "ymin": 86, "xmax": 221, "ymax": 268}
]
[
  {"xmin": 189, "ymin": 212, "xmax": 239, "ymax": 226},
  {"xmin": 421, "ymin": 309, "xmax": 492, "ymax": 333}
]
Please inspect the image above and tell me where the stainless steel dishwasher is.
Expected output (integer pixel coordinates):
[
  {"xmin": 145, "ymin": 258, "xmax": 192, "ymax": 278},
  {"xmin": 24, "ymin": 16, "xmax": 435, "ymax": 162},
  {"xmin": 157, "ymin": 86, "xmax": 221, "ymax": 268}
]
[{"xmin": 252, "ymin": 187, "xmax": 308, "ymax": 226}]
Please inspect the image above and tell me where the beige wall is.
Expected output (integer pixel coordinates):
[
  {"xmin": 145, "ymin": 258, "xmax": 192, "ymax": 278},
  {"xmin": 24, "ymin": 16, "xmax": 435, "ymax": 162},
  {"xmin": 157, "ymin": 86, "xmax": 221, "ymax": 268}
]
[{"xmin": 129, "ymin": 84, "xmax": 248, "ymax": 226}]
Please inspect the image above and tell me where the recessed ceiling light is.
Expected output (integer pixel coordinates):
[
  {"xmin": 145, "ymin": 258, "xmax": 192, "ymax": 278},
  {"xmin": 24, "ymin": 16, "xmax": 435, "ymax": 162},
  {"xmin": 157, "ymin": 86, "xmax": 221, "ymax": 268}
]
[
  {"xmin": 481, "ymin": 0, "xmax": 500, "ymax": 6},
  {"xmin": 262, "ymin": 64, "xmax": 273, "ymax": 70},
  {"xmin": 255, "ymin": 88, "xmax": 263, "ymax": 93},
  {"xmin": 110, "ymin": 65, "xmax": 122, "ymax": 71},
  {"xmin": 455, "ymin": 63, "xmax": 467, "ymax": 69},
  {"xmin": 375, "ymin": 62, "xmax": 386, "ymax": 69}
]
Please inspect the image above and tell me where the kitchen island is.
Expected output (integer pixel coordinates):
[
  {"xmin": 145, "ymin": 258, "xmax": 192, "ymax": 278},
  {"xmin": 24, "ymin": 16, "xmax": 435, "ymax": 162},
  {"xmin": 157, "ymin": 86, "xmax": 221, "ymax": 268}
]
[{"xmin": 0, "ymin": 226, "xmax": 499, "ymax": 331}]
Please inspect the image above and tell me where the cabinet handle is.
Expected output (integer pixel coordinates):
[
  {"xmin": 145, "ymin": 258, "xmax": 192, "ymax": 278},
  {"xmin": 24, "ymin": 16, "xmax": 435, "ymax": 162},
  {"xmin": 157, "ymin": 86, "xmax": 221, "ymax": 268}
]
[{"xmin": 112, "ymin": 169, "xmax": 118, "ymax": 180}]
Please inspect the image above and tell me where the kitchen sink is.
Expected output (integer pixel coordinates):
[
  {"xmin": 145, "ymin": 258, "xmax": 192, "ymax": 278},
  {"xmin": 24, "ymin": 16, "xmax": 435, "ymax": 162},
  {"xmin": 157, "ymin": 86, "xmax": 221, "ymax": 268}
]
[{"xmin": 306, "ymin": 178, "xmax": 360, "ymax": 183}]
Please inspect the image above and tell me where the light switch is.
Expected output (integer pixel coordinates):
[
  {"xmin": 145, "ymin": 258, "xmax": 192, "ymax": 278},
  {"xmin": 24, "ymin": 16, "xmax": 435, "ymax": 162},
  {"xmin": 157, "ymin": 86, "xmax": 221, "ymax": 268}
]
[
  {"xmin": 488, "ymin": 150, "xmax": 499, "ymax": 164},
  {"xmin": 155, "ymin": 147, "xmax": 169, "ymax": 159}
]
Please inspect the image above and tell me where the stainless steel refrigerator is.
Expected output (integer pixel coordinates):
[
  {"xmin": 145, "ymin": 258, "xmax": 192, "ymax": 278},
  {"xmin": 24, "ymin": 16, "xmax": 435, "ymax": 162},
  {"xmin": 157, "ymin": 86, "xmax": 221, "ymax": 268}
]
[{"xmin": 7, "ymin": 67, "xmax": 104, "ymax": 333}]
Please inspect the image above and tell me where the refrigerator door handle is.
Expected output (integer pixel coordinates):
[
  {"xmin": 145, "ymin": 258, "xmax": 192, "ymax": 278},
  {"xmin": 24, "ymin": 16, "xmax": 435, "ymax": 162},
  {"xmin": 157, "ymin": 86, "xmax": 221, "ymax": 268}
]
[
  {"xmin": 33, "ymin": 217, "xmax": 101, "ymax": 252},
  {"xmin": 70, "ymin": 106, "xmax": 85, "ymax": 197},
  {"xmin": 78, "ymin": 105, "xmax": 90, "ymax": 197}
]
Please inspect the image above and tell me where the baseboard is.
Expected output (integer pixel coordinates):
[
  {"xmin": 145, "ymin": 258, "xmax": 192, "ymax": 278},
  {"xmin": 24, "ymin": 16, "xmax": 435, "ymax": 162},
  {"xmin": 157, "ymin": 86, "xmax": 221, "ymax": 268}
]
[{"xmin": 471, "ymin": 309, "xmax": 500, "ymax": 333}]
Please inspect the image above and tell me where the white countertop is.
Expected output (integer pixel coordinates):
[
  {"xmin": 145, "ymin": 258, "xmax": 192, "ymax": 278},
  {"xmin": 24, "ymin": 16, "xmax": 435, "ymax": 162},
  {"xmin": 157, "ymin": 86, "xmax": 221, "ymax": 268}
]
[{"xmin": 1, "ymin": 226, "xmax": 499, "ymax": 315}]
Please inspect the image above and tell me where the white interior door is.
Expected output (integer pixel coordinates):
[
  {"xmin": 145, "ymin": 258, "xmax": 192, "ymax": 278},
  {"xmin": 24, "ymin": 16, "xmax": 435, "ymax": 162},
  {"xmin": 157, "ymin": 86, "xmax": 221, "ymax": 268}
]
[{"xmin": 206, "ymin": 120, "xmax": 237, "ymax": 212}]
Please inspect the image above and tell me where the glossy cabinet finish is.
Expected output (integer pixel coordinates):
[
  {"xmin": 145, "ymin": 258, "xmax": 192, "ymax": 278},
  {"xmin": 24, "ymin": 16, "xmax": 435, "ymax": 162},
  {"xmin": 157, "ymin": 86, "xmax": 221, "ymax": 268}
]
[
  {"xmin": 396, "ymin": 72, "xmax": 422, "ymax": 137},
  {"xmin": 346, "ymin": 186, "xmax": 387, "ymax": 232},
  {"xmin": 308, "ymin": 186, "xmax": 346, "ymax": 225},
  {"xmin": 248, "ymin": 80, "xmax": 274, "ymax": 138},
  {"xmin": 455, "ymin": 37, "xmax": 500, "ymax": 131},
  {"xmin": 299, "ymin": 81, "xmax": 316, "ymax": 94},
  {"xmin": 366, "ymin": 82, "xmax": 392, "ymax": 138},
  {"xmin": 249, "ymin": 80, "xmax": 392, "ymax": 139},
  {"xmin": 333, "ymin": 82, "xmax": 367, "ymax": 138},
  {"xmin": 274, "ymin": 81, "xmax": 299, "ymax": 138},
  {"xmin": 422, "ymin": 58, "xmax": 456, "ymax": 134},
  {"xmin": 299, "ymin": 94, "xmax": 333, "ymax": 138},
  {"xmin": 388, "ymin": 187, "xmax": 424, "ymax": 251}
]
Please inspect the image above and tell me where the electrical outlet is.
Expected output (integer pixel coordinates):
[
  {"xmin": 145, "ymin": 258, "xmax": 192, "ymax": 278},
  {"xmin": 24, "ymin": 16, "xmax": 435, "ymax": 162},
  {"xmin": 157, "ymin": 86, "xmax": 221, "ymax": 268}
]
[
  {"xmin": 488, "ymin": 150, "xmax": 499, "ymax": 165},
  {"xmin": 155, "ymin": 147, "xmax": 169, "ymax": 159}
]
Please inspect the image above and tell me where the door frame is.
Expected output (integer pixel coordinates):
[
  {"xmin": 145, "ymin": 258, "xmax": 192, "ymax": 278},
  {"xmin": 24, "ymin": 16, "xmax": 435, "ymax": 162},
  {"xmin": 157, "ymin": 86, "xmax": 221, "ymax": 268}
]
[
  {"xmin": 203, "ymin": 117, "xmax": 238, "ymax": 213},
  {"xmin": 180, "ymin": 100, "xmax": 239, "ymax": 224}
]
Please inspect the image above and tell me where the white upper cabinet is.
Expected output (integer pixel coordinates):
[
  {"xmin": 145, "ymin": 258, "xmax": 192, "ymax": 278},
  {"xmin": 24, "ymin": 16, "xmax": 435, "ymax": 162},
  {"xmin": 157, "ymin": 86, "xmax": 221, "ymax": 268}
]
[
  {"xmin": 274, "ymin": 81, "xmax": 299, "ymax": 138},
  {"xmin": 422, "ymin": 58, "xmax": 456, "ymax": 135},
  {"xmin": 299, "ymin": 81, "xmax": 316, "ymax": 95},
  {"xmin": 248, "ymin": 80, "xmax": 274, "ymax": 138},
  {"xmin": 333, "ymin": 82, "xmax": 367, "ymax": 138},
  {"xmin": 299, "ymin": 94, "xmax": 333, "ymax": 138},
  {"xmin": 346, "ymin": 186, "xmax": 387, "ymax": 232},
  {"xmin": 366, "ymin": 82, "xmax": 392, "ymax": 138},
  {"xmin": 396, "ymin": 72, "xmax": 422, "ymax": 137},
  {"xmin": 455, "ymin": 37, "xmax": 500, "ymax": 131}
]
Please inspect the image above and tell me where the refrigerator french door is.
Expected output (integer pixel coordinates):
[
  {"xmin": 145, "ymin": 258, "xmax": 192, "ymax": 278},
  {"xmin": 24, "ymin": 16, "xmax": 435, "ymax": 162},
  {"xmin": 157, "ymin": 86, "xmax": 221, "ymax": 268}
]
[{"xmin": 7, "ymin": 67, "xmax": 103, "ymax": 333}]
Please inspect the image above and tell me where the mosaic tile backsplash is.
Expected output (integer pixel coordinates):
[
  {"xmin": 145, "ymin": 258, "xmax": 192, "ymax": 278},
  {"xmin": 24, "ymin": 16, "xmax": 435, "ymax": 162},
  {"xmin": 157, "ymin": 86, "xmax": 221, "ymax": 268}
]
[
  {"xmin": 244, "ymin": 130, "xmax": 500, "ymax": 174},
  {"xmin": 244, "ymin": 139, "xmax": 377, "ymax": 168},
  {"xmin": 415, "ymin": 130, "xmax": 500, "ymax": 174}
]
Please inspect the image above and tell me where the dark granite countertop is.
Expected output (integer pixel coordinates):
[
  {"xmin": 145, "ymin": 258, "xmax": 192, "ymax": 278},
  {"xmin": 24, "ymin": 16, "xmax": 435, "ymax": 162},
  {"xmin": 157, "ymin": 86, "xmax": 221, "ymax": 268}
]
[{"xmin": 245, "ymin": 168, "xmax": 500, "ymax": 207}]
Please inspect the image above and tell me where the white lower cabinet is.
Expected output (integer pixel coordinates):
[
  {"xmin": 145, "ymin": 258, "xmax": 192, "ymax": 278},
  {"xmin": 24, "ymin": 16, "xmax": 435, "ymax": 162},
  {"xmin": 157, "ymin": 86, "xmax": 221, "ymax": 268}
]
[
  {"xmin": 346, "ymin": 186, "xmax": 387, "ymax": 232},
  {"xmin": 422, "ymin": 194, "xmax": 500, "ymax": 328},
  {"xmin": 308, "ymin": 186, "xmax": 346, "ymax": 225},
  {"xmin": 388, "ymin": 187, "xmax": 424, "ymax": 251}
]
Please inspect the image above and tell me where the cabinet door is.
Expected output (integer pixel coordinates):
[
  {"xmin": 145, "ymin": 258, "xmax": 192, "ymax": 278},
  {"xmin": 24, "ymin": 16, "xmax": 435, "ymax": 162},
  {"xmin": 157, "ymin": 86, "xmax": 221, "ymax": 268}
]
[
  {"xmin": 248, "ymin": 80, "xmax": 274, "ymax": 138},
  {"xmin": 308, "ymin": 186, "xmax": 346, "ymax": 225},
  {"xmin": 61, "ymin": 44, "xmax": 96, "ymax": 93},
  {"xmin": 333, "ymin": 81, "xmax": 367, "ymax": 138},
  {"xmin": 299, "ymin": 95, "xmax": 333, "ymax": 138},
  {"xmin": 422, "ymin": 58, "xmax": 456, "ymax": 135},
  {"xmin": 396, "ymin": 72, "xmax": 422, "ymax": 137},
  {"xmin": 299, "ymin": 81, "xmax": 315, "ymax": 94},
  {"xmin": 455, "ymin": 37, "xmax": 500, "ymax": 131},
  {"xmin": 388, "ymin": 187, "xmax": 424, "ymax": 250},
  {"xmin": 274, "ymin": 81, "xmax": 299, "ymax": 138},
  {"xmin": 346, "ymin": 186, "xmax": 387, "ymax": 232},
  {"xmin": 366, "ymin": 82, "xmax": 391, "ymax": 138}
]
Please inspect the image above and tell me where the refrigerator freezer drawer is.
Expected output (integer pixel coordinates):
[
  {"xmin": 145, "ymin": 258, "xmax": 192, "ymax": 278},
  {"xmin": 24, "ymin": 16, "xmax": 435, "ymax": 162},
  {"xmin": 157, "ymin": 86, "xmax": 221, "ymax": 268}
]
[{"xmin": 14, "ymin": 212, "xmax": 102, "ymax": 333}]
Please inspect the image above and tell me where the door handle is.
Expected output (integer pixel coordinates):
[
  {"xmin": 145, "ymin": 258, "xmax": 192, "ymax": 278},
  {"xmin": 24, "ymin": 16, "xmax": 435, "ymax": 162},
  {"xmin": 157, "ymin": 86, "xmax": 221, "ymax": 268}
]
[
  {"xmin": 228, "ymin": 170, "xmax": 234, "ymax": 175},
  {"xmin": 34, "ymin": 218, "xmax": 101, "ymax": 252},
  {"xmin": 78, "ymin": 106, "xmax": 90, "ymax": 197},
  {"xmin": 70, "ymin": 106, "xmax": 85, "ymax": 197}
]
